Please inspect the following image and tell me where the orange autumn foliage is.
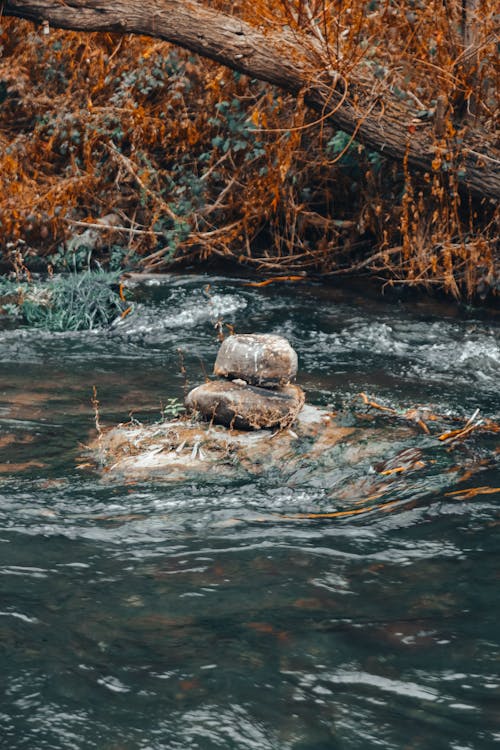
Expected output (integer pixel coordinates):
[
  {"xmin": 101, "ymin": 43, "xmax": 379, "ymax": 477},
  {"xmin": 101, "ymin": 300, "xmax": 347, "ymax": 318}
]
[{"xmin": 0, "ymin": 0, "xmax": 498, "ymax": 298}]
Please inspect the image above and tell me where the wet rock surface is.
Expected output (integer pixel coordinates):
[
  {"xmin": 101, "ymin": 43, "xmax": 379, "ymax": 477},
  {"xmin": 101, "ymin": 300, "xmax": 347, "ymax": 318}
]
[
  {"xmin": 185, "ymin": 333, "xmax": 302, "ymax": 430},
  {"xmin": 90, "ymin": 405, "xmax": 355, "ymax": 482},
  {"xmin": 88, "ymin": 403, "xmax": 418, "ymax": 484},
  {"xmin": 214, "ymin": 334, "xmax": 298, "ymax": 387},
  {"xmin": 92, "ymin": 331, "xmax": 402, "ymax": 481},
  {"xmin": 185, "ymin": 380, "xmax": 305, "ymax": 430}
]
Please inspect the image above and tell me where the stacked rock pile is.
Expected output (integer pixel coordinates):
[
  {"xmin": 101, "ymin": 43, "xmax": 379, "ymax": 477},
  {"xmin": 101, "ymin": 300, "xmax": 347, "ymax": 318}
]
[{"xmin": 185, "ymin": 334, "xmax": 305, "ymax": 430}]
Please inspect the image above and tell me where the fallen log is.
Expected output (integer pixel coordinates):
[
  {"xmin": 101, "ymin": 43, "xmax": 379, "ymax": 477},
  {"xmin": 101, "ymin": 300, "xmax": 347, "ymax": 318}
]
[{"xmin": 3, "ymin": 0, "xmax": 499, "ymax": 201}]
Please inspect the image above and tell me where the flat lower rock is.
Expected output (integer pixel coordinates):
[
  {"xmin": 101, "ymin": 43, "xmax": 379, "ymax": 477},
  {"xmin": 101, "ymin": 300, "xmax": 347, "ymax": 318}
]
[
  {"xmin": 185, "ymin": 380, "xmax": 305, "ymax": 430},
  {"xmin": 89, "ymin": 405, "xmax": 347, "ymax": 482},
  {"xmin": 214, "ymin": 334, "xmax": 298, "ymax": 387},
  {"xmin": 86, "ymin": 404, "xmax": 415, "ymax": 484}
]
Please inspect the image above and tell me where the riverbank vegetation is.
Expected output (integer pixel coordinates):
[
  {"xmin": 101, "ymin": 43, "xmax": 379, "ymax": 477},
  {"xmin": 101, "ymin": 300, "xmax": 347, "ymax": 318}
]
[
  {"xmin": 0, "ymin": 0, "xmax": 498, "ymax": 300},
  {"xmin": 0, "ymin": 269, "xmax": 130, "ymax": 329}
]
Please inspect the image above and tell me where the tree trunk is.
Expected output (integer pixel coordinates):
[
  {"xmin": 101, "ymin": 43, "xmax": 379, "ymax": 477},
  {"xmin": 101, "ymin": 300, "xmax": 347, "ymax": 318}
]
[{"xmin": 3, "ymin": 0, "xmax": 499, "ymax": 200}]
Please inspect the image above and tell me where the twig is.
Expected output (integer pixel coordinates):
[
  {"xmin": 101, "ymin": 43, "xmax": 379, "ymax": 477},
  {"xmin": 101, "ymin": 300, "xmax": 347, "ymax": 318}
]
[
  {"xmin": 281, "ymin": 499, "xmax": 399, "ymax": 520},
  {"xmin": 178, "ymin": 348, "xmax": 189, "ymax": 400},
  {"xmin": 358, "ymin": 392, "xmax": 397, "ymax": 413},
  {"xmin": 200, "ymin": 151, "xmax": 231, "ymax": 182},
  {"xmin": 243, "ymin": 274, "xmax": 306, "ymax": 287},
  {"xmin": 199, "ymin": 177, "xmax": 237, "ymax": 216},
  {"xmin": 445, "ymin": 486, "xmax": 500, "ymax": 500},
  {"xmin": 438, "ymin": 408, "xmax": 483, "ymax": 442},
  {"xmin": 91, "ymin": 385, "xmax": 102, "ymax": 438},
  {"xmin": 324, "ymin": 245, "xmax": 404, "ymax": 275},
  {"xmin": 64, "ymin": 218, "xmax": 162, "ymax": 236},
  {"xmin": 105, "ymin": 142, "xmax": 178, "ymax": 220}
]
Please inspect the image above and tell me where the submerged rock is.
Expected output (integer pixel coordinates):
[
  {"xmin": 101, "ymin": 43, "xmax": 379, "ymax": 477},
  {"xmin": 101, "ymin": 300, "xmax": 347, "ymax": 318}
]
[
  {"xmin": 89, "ymin": 404, "xmax": 354, "ymax": 482},
  {"xmin": 214, "ymin": 334, "xmax": 298, "ymax": 387},
  {"xmin": 185, "ymin": 380, "xmax": 305, "ymax": 430},
  {"xmin": 87, "ymin": 403, "xmax": 417, "ymax": 485}
]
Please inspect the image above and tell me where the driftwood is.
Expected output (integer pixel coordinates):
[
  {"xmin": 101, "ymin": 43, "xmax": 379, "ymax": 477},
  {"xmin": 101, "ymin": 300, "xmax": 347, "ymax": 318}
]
[{"xmin": 3, "ymin": 0, "xmax": 499, "ymax": 201}]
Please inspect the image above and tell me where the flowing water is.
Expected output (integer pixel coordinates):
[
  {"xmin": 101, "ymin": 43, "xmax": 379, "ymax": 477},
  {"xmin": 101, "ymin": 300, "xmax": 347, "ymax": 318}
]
[{"xmin": 0, "ymin": 275, "xmax": 499, "ymax": 750}]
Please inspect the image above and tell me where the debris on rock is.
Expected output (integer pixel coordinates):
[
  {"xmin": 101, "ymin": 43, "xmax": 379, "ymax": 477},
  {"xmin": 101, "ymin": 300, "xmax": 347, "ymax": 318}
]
[
  {"xmin": 90, "ymin": 332, "xmax": 393, "ymax": 482},
  {"xmin": 86, "ymin": 330, "xmax": 499, "ymax": 486},
  {"xmin": 89, "ymin": 404, "xmax": 356, "ymax": 483}
]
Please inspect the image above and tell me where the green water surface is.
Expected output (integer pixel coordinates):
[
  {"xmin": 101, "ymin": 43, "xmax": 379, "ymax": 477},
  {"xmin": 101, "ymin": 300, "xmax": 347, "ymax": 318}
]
[{"xmin": 0, "ymin": 276, "xmax": 499, "ymax": 750}]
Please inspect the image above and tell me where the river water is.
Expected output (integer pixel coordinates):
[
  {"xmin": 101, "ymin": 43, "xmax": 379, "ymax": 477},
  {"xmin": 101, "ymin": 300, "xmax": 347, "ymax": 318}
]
[{"xmin": 0, "ymin": 275, "xmax": 499, "ymax": 750}]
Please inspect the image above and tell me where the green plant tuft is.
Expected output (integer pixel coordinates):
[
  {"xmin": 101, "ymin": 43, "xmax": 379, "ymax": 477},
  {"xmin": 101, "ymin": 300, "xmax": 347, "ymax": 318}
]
[
  {"xmin": 0, "ymin": 270, "xmax": 131, "ymax": 331},
  {"xmin": 162, "ymin": 397, "xmax": 184, "ymax": 420}
]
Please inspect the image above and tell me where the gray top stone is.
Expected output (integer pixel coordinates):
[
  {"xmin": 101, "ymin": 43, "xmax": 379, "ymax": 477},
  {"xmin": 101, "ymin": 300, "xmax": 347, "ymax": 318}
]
[{"xmin": 214, "ymin": 334, "xmax": 298, "ymax": 387}]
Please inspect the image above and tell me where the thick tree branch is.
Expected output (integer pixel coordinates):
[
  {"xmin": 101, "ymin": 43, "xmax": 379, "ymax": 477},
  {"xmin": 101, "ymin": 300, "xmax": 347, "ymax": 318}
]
[{"xmin": 3, "ymin": 0, "xmax": 499, "ymax": 200}]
